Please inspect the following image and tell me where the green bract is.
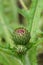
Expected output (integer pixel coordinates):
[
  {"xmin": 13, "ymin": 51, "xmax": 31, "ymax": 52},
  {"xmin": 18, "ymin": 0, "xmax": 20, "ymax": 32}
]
[
  {"xmin": 13, "ymin": 27, "xmax": 30, "ymax": 45},
  {"xmin": 15, "ymin": 45, "xmax": 27, "ymax": 54}
]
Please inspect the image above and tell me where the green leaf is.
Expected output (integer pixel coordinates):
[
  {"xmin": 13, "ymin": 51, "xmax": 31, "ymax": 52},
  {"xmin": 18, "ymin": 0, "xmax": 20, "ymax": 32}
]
[{"xmin": 0, "ymin": 47, "xmax": 23, "ymax": 65}]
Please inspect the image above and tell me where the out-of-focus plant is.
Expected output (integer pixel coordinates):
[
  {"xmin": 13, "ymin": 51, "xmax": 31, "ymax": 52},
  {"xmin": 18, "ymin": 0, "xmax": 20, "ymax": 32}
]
[{"xmin": 0, "ymin": 0, "xmax": 43, "ymax": 65}]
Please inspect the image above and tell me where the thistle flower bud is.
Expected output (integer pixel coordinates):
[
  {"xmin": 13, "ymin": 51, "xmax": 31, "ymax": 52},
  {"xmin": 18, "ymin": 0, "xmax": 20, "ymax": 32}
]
[{"xmin": 13, "ymin": 27, "xmax": 30, "ymax": 45}]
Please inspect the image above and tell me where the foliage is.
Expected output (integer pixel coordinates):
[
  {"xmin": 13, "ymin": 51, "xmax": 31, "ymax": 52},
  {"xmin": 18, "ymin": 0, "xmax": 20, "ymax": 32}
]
[{"xmin": 0, "ymin": 0, "xmax": 43, "ymax": 65}]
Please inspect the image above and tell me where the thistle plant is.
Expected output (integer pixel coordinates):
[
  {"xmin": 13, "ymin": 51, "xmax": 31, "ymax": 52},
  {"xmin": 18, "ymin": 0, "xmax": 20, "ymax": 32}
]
[{"xmin": 0, "ymin": 0, "xmax": 43, "ymax": 65}]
